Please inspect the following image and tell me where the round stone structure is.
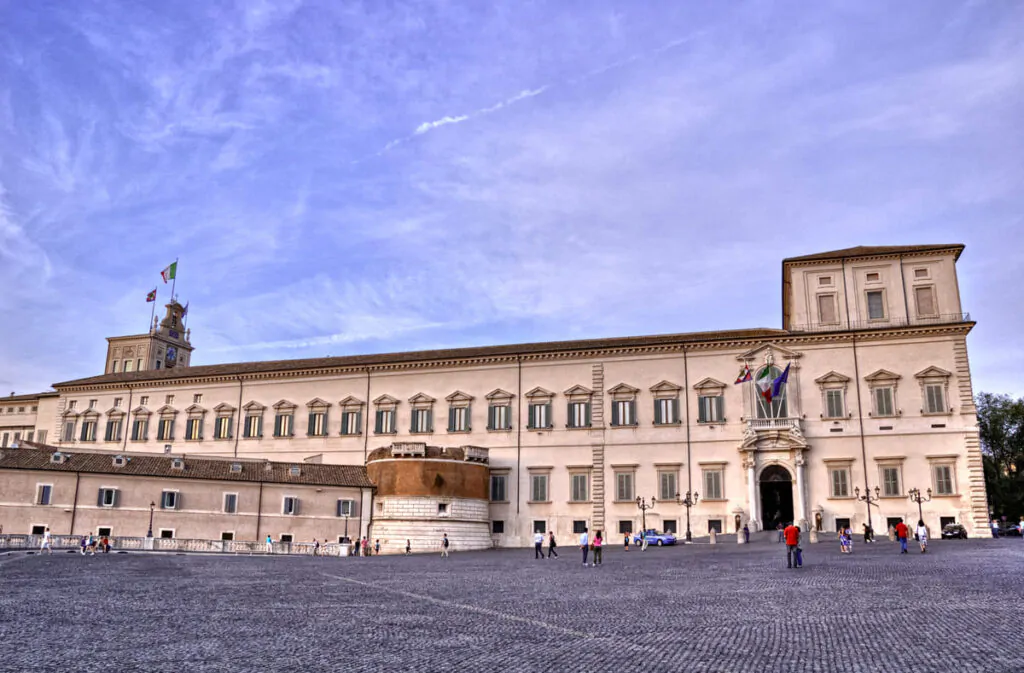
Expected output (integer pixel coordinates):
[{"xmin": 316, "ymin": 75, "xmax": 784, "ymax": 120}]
[{"xmin": 366, "ymin": 443, "xmax": 490, "ymax": 555}]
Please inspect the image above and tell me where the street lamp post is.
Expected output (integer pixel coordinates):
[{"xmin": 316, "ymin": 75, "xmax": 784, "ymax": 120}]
[
  {"xmin": 635, "ymin": 496, "xmax": 656, "ymax": 532},
  {"xmin": 908, "ymin": 487, "xmax": 932, "ymax": 524},
  {"xmin": 147, "ymin": 501, "xmax": 155, "ymax": 538},
  {"xmin": 854, "ymin": 485, "xmax": 880, "ymax": 534},
  {"xmin": 674, "ymin": 491, "xmax": 700, "ymax": 543},
  {"xmin": 344, "ymin": 515, "xmax": 350, "ymax": 541}
]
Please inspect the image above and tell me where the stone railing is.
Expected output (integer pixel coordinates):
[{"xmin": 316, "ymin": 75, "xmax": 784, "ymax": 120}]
[
  {"xmin": 787, "ymin": 312, "xmax": 971, "ymax": 334},
  {"xmin": 746, "ymin": 418, "xmax": 802, "ymax": 432},
  {"xmin": 0, "ymin": 534, "xmax": 350, "ymax": 556}
]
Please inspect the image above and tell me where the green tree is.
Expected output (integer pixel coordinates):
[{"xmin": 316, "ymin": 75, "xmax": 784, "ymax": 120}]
[{"xmin": 977, "ymin": 392, "xmax": 1024, "ymax": 520}]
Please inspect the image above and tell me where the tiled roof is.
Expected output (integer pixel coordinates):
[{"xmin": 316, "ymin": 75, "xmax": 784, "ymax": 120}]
[
  {"xmin": 784, "ymin": 244, "xmax": 964, "ymax": 263},
  {"xmin": 1, "ymin": 442, "xmax": 373, "ymax": 488},
  {"xmin": 53, "ymin": 328, "xmax": 787, "ymax": 388},
  {"xmin": 0, "ymin": 391, "xmax": 59, "ymax": 403}
]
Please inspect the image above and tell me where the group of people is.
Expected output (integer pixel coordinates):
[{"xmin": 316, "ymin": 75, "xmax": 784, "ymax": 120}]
[
  {"xmin": 533, "ymin": 531, "xmax": 559, "ymax": 559},
  {"xmin": 37, "ymin": 528, "xmax": 111, "ymax": 555},
  {"xmin": 891, "ymin": 519, "xmax": 929, "ymax": 553}
]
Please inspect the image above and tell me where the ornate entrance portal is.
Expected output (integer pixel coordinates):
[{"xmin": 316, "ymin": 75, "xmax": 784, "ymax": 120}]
[{"xmin": 759, "ymin": 465, "xmax": 794, "ymax": 531}]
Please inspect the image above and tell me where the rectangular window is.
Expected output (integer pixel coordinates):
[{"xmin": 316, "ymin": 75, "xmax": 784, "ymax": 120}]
[
  {"xmin": 611, "ymin": 400, "xmax": 636, "ymax": 427},
  {"xmin": 123, "ymin": 360, "xmax": 134, "ymax": 372},
  {"xmin": 825, "ymin": 390, "xmax": 845, "ymax": 419},
  {"xmin": 618, "ymin": 520, "xmax": 633, "ymax": 534},
  {"xmin": 140, "ymin": 396, "xmax": 149, "ymax": 406},
  {"xmin": 221, "ymin": 532, "xmax": 234, "ymax": 541},
  {"xmin": 615, "ymin": 472, "xmax": 634, "ymax": 502},
  {"xmin": 159, "ymin": 529, "xmax": 174, "ymax": 539},
  {"xmin": 933, "ymin": 465, "xmax": 954, "ymax": 495},
  {"xmin": 882, "ymin": 467, "xmax": 901, "ymax": 496},
  {"xmin": 193, "ymin": 394, "xmax": 202, "ymax": 404},
  {"xmin": 487, "ymin": 404, "xmax": 511, "ymax": 431},
  {"xmin": 866, "ymin": 272, "xmax": 881, "ymax": 283},
  {"xmin": 567, "ymin": 402, "xmax": 591, "ymax": 428},
  {"xmin": 36, "ymin": 484, "xmax": 52, "ymax": 506},
  {"xmin": 80, "ymin": 421, "xmax": 97, "ymax": 442},
  {"xmin": 653, "ymin": 398, "xmax": 679, "ymax": 425},
  {"xmin": 914, "ymin": 268, "xmax": 929, "ymax": 279},
  {"xmin": 282, "ymin": 496, "xmax": 299, "ymax": 515},
  {"xmin": 273, "ymin": 413, "xmax": 293, "ymax": 437},
  {"xmin": 374, "ymin": 409, "xmax": 395, "ymax": 434},
  {"xmin": 88, "ymin": 400, "xmax": 97, "ymax": 409},
  {"xmin": 336, "ymin": 499, "xmax": 355, "ymax": 517},
  {"xmin": 223, "ymin": 493, "xmax": 238, "ymax": 514},
  {"xmin": 490, "ymin": 474, "xmax": 507, "ymax": 502},
  {"xmin": 925, "ymin": 384, "xmax": 946, "ymax": 414},
  {"xmin": 131, "ymin": 419, "xmax": 148, "ymax": 441},
  {"xmin": 62, "ymin": 422, "xmax": 75, "ymax": 442},
  {"xmin": 98, "ymin": 488, "xmax": 117, "ymax": 507},
  {"xmin": 186, "ymin": 418, "xmax": 203, "ymax": 441},
  {"xmin": 873, "ymin": 387, "xmax": 894, "ymax": 417},
  {"xmin": 157, "ymin": 418, "xmax": 174, "ymax": 441},
  {"xmin": 572, "ymin": 520, "xmax": 587, "ymax": 535},
  {"xmin": 104, "ymin": 420, "xmax": 122, "ymax": 442},
  {"xmin": 411, "ymin": 409, "xmax": 432, "ymax": 434},
  {"xmin": 161, "ymin": 491, "xmax": 179, "ymax": 510},
  {"xmin": 69, "ymin": 401, "xmax": 77, "ymax": 410},
  {"xmin": 528, "ymin": 403, "xmax": 551, "ymax": 429},
  {"xmin": 703, "ymin": 469, "xmax": 723, "ymax": 500},
  {"xmin": 165, "ymin": 395, "xmax": 174, "ymax": 405},
  {"xmin": 532, "ymin": 520, "xmax": 547, "ymax": 534},
  {"xmin": 570, "ymin": 473, "xmax": 589, "ymax": 502},
  {"xmin": 307, "ymin": 411, "xmax": 327, "ymax": 437},
  {"xmin": 866, "ymin": 290, "xmax": 885, "ymax": 320},
  {"xmin": 659, "ymin": 471, "xmax": 677, "ymax": 501},
  {"xmin": 243, "ymin": 415, "xmax": 262, "ymax": 438},
  {"xmin": 663, "ymin": 520, "xmax": 678, "ymax": 534},
  {"xmin": 1, "ymin": 432, "xmax": 8, "ymax": 447},
  {"xmin": 279, "ymin": 534, "xmax": 293, "ymax": 544},
  {"xmin": 697, "ymin": 395, "xmax": 724, "ymax": 423},
  {"xmin": 817, "ymin": 294, "xmax": 838, "ymax": 324},
  {"xmin": 113, "ymin": 398, "xmax": 122, "ymax": 408},
  {"xmin": 530, "ymin": 474, "xmax": 548, "ymax": 502},
  {"xmin": 818, "ymin": 275, "xmax": 833, "ymax": 286},
  {"xmin": 36, "ymin": 430, "xmax": 47, "ymax": 444},
  {"xmin": 830, "ymin": 468, "xmax": 850, "ymax": 498},
  {"xmin": 914, "ymin": 286, "xmax": 937, "ymax": 316},
  {"xmin": 448, "ymin": 406, "xmax": 470, "ymax": 432},
  {"xmin": 492, "ymin": 520, "xmax": 505, "ymax": 534},
  {"xmin": 111, "ymin": 361, "xmax": 119, "ymax": 373},
  {"xmin": 340, "ymin": 411, "xmax": 362, "ymax": 436}
]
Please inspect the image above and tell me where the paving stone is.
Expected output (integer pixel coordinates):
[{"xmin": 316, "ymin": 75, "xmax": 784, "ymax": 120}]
[{"xmin": 0, "ymin": 538, "xmax": 1021, "ymax": 672}]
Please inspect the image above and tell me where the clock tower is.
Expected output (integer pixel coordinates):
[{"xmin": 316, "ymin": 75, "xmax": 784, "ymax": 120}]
[{"xmin": 103, "ymin": 301, "xmax": 194, "ymax": 374}]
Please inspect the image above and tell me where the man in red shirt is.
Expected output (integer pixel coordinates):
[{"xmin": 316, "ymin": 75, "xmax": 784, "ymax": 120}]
[
  {"xmin": 783, "ymin": 522, "xmax": 801, "ymax": 568},
  {"xmin": 894, "ymin": 519, "xmax": 909, "ymax": 554}
]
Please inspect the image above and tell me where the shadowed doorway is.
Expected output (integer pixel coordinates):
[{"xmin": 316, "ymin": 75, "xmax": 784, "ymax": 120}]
[{"xmin": 760, "ymin": 465, "xmax": 794, "ymax": 530}]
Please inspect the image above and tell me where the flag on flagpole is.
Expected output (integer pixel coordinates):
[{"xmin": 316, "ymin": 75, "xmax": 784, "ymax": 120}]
[
  {"xmin": 755, "ymin": 366, "xmax": 774, "ymax": 403},
  {"xmin": 734, "ymin": 364, "xmax": 752, "ymax": 384},
  {"xmin": 146, "ymin": 288, "xmax": 157, "ymax": 303},
  {"xmin": 772, "ymin": 363, "xmax": 791, "ymax": 399},
  {"xmin": 160, "ymin": 262, "xmax": 177, "ymax": 283},
  {"xmin": 182, "ymin": 301, "xmax": 189, "ymax": 317}
]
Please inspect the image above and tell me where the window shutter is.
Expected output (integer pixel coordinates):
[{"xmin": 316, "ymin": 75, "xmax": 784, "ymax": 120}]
[
  {"xmin": 308, "ymin": 413, "xmax": 316, "ymax": 436},
  {"xmin": 112, "ymin": 490, "xmax": 119, "ymax": 507},
  {"xmin": 274, "ymin": 415, "xmax": 281, "ymax": 437},
  {"xmin": 375, "ymin": 410, "xmax": 383, "ymax": 434},
  {"xmin": 653, "ymin": 400, "xmax": 662, "ymax": 425},
  {"xmin": 323, "ymin": 410, "xmax": 328, "ymax": 435},
  {"xmin": 672, "ymin": 398, "xmax": 679, "ymax": 423},
  {"xmin": 628, "ymin": 401, "xmax": 636, "ymax": 425},
  {"xmin": 97, "ymin": 489, "xmax": 104, "ymax": 507},
  {"xmin": 410, "ymin": 411, "xmax": 417, "ymax": 434},
  {"xmin": 487, "ymin": 406, "xmax": 494, "ymax": 430},
  {"xmin": 448, "ymin": 407, "xmax": 456, "ymax": 432},
  {"xmin": 698, "ymin": 398, "xmax": 707, "ymax": 423},
  {"xmin": 585, "ymin": 402, "xmax": 591, "ymax": 427},
  {"xmin": 81, "ymin": 423, "xmax": 89, "ymax": 441},
  {"xmin": 426, "ymin": 410, "xmax": 433, "ymax": 433},
  {"xmin": 715, "ymin": 396, "xmax": 724, "ymax": 422},
  {"xmin": 336, "ymin": 499, "xmax": 342, "ymax": 517},
  {"xmin": 293, "ymin": 498, "xmax": 300, "ymax": 516},
  {"xmin": 169, "ymin": 420, "xmax": 175, "ymax": 440},
  {"xmin": 566, "ymin": 402, "xmax": 573, "ymax": 427},
  {"xmin": 353, "ymin": 411, "xmax": 361, "ymax": 434},
  {"xmin": 226, "ymin": 417, "xmax": 232, "ymax": 439},
  {"xmin": 611, "ymin": 402, "xmax": 619, "ymax": 426}
]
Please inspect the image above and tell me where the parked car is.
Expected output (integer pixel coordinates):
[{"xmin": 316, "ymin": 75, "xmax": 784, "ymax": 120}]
[
  {"xmin": 632, "ymin": 529, "xmax": 677, "ymax": 546},
  {"xmin": 940, "ymin": 523, "xmax": 968, "ymax": 539},
  {"xmin": 998, "ymin": 523, "xmax": 1022, "ymax": 537}
]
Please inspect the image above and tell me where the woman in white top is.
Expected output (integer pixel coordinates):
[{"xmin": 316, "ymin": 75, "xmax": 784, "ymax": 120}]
[{"xmin": 916, "ymin": 521, "xmax": 928, "ymax": 553}]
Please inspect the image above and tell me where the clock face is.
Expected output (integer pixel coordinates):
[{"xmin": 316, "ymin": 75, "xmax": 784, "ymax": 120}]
[{"xmin": 165, "ymin": 346, "xmax": 178, "ymax": 369}]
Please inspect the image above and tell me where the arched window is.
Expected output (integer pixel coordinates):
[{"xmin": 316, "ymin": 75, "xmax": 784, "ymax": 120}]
[{"xmin": 754, "ymin": 366, "xmax": 789, "ymax": 419}]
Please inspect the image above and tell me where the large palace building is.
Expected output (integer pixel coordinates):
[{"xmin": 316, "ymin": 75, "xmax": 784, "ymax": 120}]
[{"xmin": 0, "ymin": 245, "xmax": 990, "ymax": 545}]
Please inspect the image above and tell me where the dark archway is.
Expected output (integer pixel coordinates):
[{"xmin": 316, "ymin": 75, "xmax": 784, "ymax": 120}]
[{"xmin": 759, "ymin": 464, "xmax": 794, "ymax": 531}]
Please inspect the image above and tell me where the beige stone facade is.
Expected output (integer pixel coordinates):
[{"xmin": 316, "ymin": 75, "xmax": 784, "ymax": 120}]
[{"xmin": 0, "ymin": 245, "xmax": 990, "ymax": 544}]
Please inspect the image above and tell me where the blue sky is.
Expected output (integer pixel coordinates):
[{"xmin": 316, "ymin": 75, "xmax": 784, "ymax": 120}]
[{"xmin": 1, "ymin": 1, "xmax": 1021, "ymax": 396}]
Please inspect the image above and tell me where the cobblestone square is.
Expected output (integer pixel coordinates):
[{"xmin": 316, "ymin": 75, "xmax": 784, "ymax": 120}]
[{"xmin": 1, "ymin": 538, "xmax": 1021, "ymax": 672}]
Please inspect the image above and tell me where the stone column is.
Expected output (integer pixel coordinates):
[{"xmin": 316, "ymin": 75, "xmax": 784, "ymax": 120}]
[
  {"xmin": 795, "ymin": 452, "xmax": 807, "ymax": 529},
  {"xmin": 745, "ymin": 453, "xmax": 759, "ymax": 531}
]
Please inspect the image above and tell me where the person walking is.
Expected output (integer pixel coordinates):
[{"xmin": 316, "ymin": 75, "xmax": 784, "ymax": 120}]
[
  {"xmin": 102, "ymin": 536, "xmax": 110, "ymax": 553},
  {"xmin": 265, "ymin": 535, "xmax": 273, "ymax": 554},
  {"xmin": 777, "ymin": 522, "xmax": 785, "ymax": 544},
  {"xmin": 784, "ymin": 521, "xmax": 801, "ymax": 568},
  {"xmin": 533, "ymin": 531, "xmax": 546, "ymax": 559},
  {"xmin": 80, "ymin": 535, "xmax": 87, "ymax": 555},
  {"xmin": 440, "ymin": 533, "xmax": 450, "ymax": 558},
  {"xmin": 641, "ymin": 530, "xmax": 649, "ymax": 552},
  {"xmin": 405, "ymin": 539, "xmax": 412, "ymax": 555},
  {"xmin": 547, "ymin": 531, "xmax": 558, "ymax": 558},
  {"xmin": 313, "ymin": 539, "xmax": 320, "ymax": 557},
  {"xmin": 374, "ymin": 539, "xmax": 381, "ymax": 555},
  {"xmin": 845, "ymin": 526, "xmax": 854, "ymax": 554},
  {"xmin": 362, "ymin": 537, "xmax": 370, "ymax": 556},
  {"xmin": 40, "ymin": 527, "xmax": 52, "ymax": 555},
  {"xmin": 352, "ymin": 537, "xmax": 360, "ymax": 557},
  {"xmin": 623, "ymin": 531, "xmax": 630, "ymax": 551},
  {"xmin": 579, "ymin": 528, "xmax": 590, "ymax": 567},
  {"xmin": 838, "ymin": 527, "xmax": 848, "ymax": 554},
  {"xmin": 917, "ymin": 521, "xmax": 928, "ymax": 553},
  {"xmin": 592, "ymin": 531, "xmax": 603, "ymax": 566},
  {"xmin": 862, "ymin": 523, "xmax": 873, "ymax": 543},
  {"xmin": 991, "ymin": 519, "xmax": 1000, "ymax": 539},
  {"xmin": 895, "ymin": 519, "xmax": 909, "ymax": 554},
  {"xmin": 743, "ymin": 524, "xmax": 750, "ymax": 544}
]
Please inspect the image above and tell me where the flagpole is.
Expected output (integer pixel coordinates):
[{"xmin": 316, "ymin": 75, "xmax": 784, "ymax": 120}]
[
  {"xmin": 170, "ymin": 257, "xmax": 179, "ymax": 303},
  {"xmin": 149, "ymin": 289, "xmax": 157, "ymax": 334}
]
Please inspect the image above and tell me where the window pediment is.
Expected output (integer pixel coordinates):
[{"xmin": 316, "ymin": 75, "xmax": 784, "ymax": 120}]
[
  {"xmin": 338, "ymin": 395, "xmax": 364, "ymax": 408},
  {"xmin": 105, "ymin": 407, "xmax": 126, "ymax": 418},
  {"xmin": 273, "ymin": 399, "xmax": 297, "ymax": 411},
  {"xmin": 62, "ymin": 409, "xmax": 80, "ymax": 419},
  {"xmin": 814, "ymin": 371, "xmax": 850, "ymax": 388},
  {"xmin": 914, "ymin": 366, "xmax": 952, "ymax": 381},
  {"xmin": 408, "ymin": 393, "xmax": 436, "ymax": 406},
  {"xmin": 864, "ymin": 369, "xmax": 901, "ymax": 386},
  {"xmin": 185, "ymin": 404, "xmax": 207, "ymax": 416},
  {"xmin": 445, "ymin": 390, "xmax": 474, "ymax": 403},
  {"xmin": 485, "ymin": 388, "xmax": 514, "ymax": 402},
  {"xmin": 306, "ymin": 397, "xmax": 331, "ymax": 409},
  {"xmin": 243, "ymin": 401, "xmax": 266, "ymax": 412},
  {"xmin": 737, "ymin": 343, "xmax": 802, "ymax": 362},
  {"xmin": 157, "ymin": 405, "xmax": 178, "ymax": 416},
  {"xmin": 373, "ymin": 394, "xmax": 399, "ymax": 406},
  {"xmin": 212, "ymin": 403, "xmax": 235, "ymax": 413},
  {"xmin": 80, "ymin": 409, "xmax": 100, "ymax": 420},
  {"xmin": 131, "ymin": 406, "xmax": 151, "ymax": 417},
  {"xmin": 563, "ymin": 384, "xmax": 593, "ymax": 399},
  {"xmin": 649, "ymin": 380, "xmax": 682, "ymax": 395},
  {"xmin": 692, "ymin": 377, "xmax": 726, "ymax": 393},
  {"xmin": 525, "ymin": 387, "xmax": 554, "ymax": 400},
  {"xmin": 607, "ymin": 383, "xmax": 640, "ymax": 399}
]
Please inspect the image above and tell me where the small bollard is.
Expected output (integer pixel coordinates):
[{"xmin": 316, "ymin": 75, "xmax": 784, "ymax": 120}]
[
  {"xmin": 809, "ymin": 530, "xmax": 819, "ymax": 544},
  {"xmin": 737, "ymin": 531, "xmax": 745, "ymax": 544},
  {"xmin": 710, "ymin": 529, "xmax": 717, "ymax": 544}
]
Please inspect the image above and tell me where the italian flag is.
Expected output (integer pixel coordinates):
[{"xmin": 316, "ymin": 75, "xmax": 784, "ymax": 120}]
[
  {"xmin": 160, "ymin": 262, "xmax": 177, "ymax": 283},
  {"xmin": 756, "ymin": 366, "xmax": 774, "ymax": 404}
]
